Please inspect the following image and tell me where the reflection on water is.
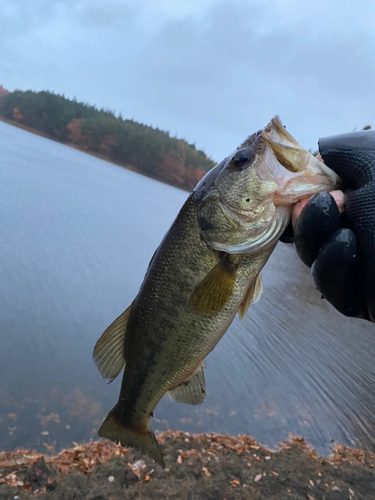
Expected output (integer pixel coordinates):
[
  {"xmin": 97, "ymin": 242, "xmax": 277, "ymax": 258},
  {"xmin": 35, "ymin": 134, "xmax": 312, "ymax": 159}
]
[{"xmin": 0, "ymin": 120, "xmax": 374, "ymax": 455}]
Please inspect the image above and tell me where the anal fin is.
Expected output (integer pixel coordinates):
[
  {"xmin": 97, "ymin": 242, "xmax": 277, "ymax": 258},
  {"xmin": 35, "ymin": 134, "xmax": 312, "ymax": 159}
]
[
  {"xmin": 237, "ymin": 274, "xmax": 263, "ymax": 321},
  {"xmin": 168, "ymin": 362, "xmax": 206, "ymax": 405},
  {"xmin": 93, "ymin": 302, "xmax": 133, "ymax": 382}
]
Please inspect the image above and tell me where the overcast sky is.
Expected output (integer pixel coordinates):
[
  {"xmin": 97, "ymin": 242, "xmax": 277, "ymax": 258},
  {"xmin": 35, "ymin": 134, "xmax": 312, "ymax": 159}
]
[{"xmin": 1, "ymin": 0, "xmax": 375, "ymax": 161}]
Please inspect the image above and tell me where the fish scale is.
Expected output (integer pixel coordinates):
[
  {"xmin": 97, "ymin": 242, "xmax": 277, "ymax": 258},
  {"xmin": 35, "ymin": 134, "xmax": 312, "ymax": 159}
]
[{"xmin": 122, "ymin": 198, "xmax": 265, "ymax": 407}]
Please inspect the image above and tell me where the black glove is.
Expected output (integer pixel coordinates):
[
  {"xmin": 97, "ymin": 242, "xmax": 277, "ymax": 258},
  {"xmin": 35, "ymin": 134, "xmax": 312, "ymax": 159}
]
[{"xmin": 291, "ymin": 130, "xmax": 375, "ymax": 322}]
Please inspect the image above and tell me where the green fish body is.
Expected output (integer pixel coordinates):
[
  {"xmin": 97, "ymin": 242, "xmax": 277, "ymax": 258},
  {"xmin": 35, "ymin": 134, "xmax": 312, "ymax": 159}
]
[{"xmin": 93, "ymin": 116, "xmax": 341, "ymax": 466}]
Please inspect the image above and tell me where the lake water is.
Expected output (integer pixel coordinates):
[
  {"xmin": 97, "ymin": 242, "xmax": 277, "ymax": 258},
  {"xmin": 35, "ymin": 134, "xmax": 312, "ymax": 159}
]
[{"xmin": 1, "ymin": 120, "xmax": 375, "ymax": 456}]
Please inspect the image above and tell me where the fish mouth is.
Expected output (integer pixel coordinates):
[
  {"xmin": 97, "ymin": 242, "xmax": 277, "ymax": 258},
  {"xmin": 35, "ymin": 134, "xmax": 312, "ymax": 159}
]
[
  {"xmin": 263, "ymin": 116, "xmax": 341, "ymax": 185},
  {"xmin": 262, "ymin": 115, "xmax": 306, "ymax": 171}
]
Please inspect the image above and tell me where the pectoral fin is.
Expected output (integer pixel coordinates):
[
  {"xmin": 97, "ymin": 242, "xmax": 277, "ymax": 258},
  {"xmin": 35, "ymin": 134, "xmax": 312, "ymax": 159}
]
[
  {"xmin": 189, "ymin": 254, "xmax": 236, "ymax": 315},
  {"xmin": 168, "ymin": 362, "xmax": 206, "ymax": 405},
  {"xmin": 93, "ymin": 303, "xmax": 133, "ymax": 382},
  {"xmin": 237, "ymin": 274, "xmax": 263, "ymax": 321}
]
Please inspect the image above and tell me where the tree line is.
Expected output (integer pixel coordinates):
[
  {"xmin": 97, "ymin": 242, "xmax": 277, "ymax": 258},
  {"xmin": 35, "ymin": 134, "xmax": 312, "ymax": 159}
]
[{"xmin": 0, "ymin": 90, "xmax": 215, "ymax": 190}]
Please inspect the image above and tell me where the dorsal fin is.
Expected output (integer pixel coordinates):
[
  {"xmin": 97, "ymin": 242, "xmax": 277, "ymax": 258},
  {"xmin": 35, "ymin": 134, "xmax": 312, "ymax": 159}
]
[
  {"xmin": 93, "ymin": 303, "xmax": 133, "ymax": 382},
  {"xmin": 237, "ymin": 274, "xmax": 263, "ymax": 321}
]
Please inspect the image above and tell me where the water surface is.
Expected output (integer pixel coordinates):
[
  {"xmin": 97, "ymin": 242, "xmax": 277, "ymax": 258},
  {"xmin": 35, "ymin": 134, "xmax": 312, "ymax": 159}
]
[{"xmin": 1, "ymin": 121, "xmax": 374, "ymax": 455}]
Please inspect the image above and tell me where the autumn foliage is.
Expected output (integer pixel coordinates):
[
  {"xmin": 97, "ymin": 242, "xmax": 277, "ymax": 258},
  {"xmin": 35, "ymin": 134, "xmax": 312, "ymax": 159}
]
[
  {"xmin": 66, "ymin": 118, "xmax": 84, "ymax": 144},
  {"xmin": 12, "ymin": 107, "xmax": 24, "ymax": 122},
  {"xmin": 0, "ymin": 89, "xmax": 215, "ymax": 190}
]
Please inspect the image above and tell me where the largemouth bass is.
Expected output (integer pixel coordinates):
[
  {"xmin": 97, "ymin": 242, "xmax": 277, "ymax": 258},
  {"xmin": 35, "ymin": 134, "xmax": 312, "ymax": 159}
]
[{"xmin": 93, "ymin": 116, "xmax": 340, "ymax": 467}]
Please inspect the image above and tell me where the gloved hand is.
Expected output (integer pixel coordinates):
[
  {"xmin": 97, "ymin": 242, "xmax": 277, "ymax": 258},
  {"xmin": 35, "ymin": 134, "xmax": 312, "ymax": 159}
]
[{"xmin": 290, "ymin": 130, "xmax": 375, "ymax": 321}]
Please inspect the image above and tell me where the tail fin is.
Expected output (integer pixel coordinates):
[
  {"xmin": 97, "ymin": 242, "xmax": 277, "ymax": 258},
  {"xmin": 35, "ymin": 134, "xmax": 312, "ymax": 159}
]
[{"xmin": 98, "ymin": 408, "xmax": 165, "ymax": 468}]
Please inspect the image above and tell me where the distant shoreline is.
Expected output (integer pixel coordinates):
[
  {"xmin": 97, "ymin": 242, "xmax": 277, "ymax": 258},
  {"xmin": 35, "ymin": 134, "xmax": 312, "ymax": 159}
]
[{"xmin": 0, "ymin": 117, "xmax": 190, "ymax": 192}]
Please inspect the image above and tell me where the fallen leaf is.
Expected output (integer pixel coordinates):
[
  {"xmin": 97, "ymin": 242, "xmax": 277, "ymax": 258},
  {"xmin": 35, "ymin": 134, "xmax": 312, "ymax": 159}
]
[
  {"xmin": 37, "ymin": 413, "xmax": 60, "ymax": 427},
  {"xmin": 43, "ymin": 442, "xmax": 56, "ymax": 454},
  {"xmin": 128, "ymin": 460, "xmax": 147, "ymax": 478},
  {"xmin": 201, "ymin": 466, "xmax": 211, "ymax": 477}
]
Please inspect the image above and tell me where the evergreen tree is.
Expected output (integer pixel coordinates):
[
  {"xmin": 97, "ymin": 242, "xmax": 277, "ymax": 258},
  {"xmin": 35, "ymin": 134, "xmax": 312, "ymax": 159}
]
[{"xmin": 0, "ymin": 89, "xmax": 215, "ymax": 190}]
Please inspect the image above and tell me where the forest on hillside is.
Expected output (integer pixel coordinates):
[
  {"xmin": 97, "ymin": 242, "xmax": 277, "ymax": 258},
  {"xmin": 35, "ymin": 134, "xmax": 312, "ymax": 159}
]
[{"xmin": 0, "ymin": 89, "xmax": 215, "ymax": 190}]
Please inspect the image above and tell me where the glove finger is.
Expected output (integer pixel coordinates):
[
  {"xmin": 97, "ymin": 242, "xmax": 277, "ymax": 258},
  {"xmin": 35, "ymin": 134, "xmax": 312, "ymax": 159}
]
[
  {"xmin": 311, "ymin": 228, "xmax": 368, "ymax": 319},
  {"xmin": 319, "ymin": 131, "xmax": 375, "ymax": 321},
  {"xmin": 294, "ymin": 192, "xmax": 340, "ymax": 267},
  {"xmin": 319, "ymin": 130, "xmax": 375, "ymax": 187}
]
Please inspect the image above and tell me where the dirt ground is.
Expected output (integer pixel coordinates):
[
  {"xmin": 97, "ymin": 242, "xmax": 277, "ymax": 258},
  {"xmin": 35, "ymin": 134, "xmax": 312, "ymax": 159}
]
[{"xmin": 0, "ymin": 431, "xmax": 375, "ymax": 500}]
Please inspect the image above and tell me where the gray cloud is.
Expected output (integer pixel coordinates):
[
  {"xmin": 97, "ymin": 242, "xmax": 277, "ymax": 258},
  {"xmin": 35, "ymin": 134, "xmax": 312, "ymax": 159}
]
[{"xmin": 1, "ymin": 0, "xmax": 374, "ymax": 160}]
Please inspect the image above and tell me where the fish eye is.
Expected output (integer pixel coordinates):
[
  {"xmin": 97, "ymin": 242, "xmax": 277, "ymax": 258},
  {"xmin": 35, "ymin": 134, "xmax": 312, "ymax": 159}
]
[{"xmin": 232, "ymin": 147, "xmax": 254, "ymax": 170}]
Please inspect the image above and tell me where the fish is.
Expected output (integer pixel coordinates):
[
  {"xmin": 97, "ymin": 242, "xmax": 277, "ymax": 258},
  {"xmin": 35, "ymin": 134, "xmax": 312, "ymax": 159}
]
[{"xmin": 93, "ymin": 116, "xmax": 341, "ymax": 467}]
